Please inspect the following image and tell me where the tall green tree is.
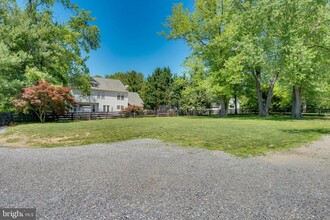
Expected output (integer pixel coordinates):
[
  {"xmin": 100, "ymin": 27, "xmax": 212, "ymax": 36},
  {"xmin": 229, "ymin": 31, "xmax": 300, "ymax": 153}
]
[
  {"xmin": 230, "ymin": 0, "xmax": 285, "ymax": 116},
  {"xmin": 180, "ymin": 56, "xmax": 213, "ymax": 115},
  {"xmin": 277, "ymin": 0, "xmax": 330, "ymax": 118},
  {"xmin": 163, "ymin": 0, "xmax": 244, "ymax": 117},
  {"xmin": 170, "ymin": 74, "xmax": 187, "ymax": 110},
  {"xmin": 0, "ymin": 0, "xmax": 100, "ymax": 111},
  {"xmin": 164, "ymin": 0, "xmax": 330, "ymax": 118},
  {"xmin": 141, "ymin": 67, "xmax": 173, "ymax": 111},
  {"xmin": 166, "ymin": 0, "xmax": 284, "ymax": 116},
  {"xmin": 236, "ymin": 0, "xmax": 330, "ymax": 118},
  {"xmin": 105, "ymin": 70, "xmax": 144, "ymax": 93}
]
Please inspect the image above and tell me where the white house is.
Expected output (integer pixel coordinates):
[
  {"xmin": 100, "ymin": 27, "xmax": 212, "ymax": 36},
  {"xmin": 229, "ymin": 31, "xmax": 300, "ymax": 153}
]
[
  {"xmin": 207, "ymin": 98, "xmax": 241, "ymax": 115},
  {"xmin": 71, "ymin": 78, "xmax": 143, "ymax": 112}
]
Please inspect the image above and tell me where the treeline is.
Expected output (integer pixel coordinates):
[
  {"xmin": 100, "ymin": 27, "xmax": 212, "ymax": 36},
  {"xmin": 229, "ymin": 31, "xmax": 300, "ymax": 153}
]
[
  {"xmin": 100, "ymin": 0, "xmax": 330, "ymax": 118},
  {"xmin": 162, "ymin": 0, "xmax": 330, "ymax": 119},
  {"xmin": 102, "ymin": 64, "xmax": 329, "ymax": 116}
]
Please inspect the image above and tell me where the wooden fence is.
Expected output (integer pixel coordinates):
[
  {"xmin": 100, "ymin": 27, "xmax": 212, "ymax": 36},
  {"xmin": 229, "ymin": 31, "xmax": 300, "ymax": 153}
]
[
  {"xmin": 0, "ymin": 110, "xmax": 178, "ymax": 125},
  {"xmin": 1, "ymin": 108, "xmax": 328, "ymax": 126},
  {"xmin": 0, "ymin": 112, "xmax": 126, "ymax": 125},
  {"xmin": 0, "ymin": 112, "xmax": 40, "ymax": 126}
]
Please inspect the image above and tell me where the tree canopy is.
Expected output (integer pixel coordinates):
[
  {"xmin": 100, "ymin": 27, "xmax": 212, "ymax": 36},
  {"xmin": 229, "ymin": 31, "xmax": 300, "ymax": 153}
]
[
  {"xmin": 13, "ymin": 80, "xmax": 76, "ymax": 122},
  {"xmin": 0, "ymin": 0, "xmax": 100, "ymax": 111},
  {"xmin": 163, "ymin": 0, "xmax": 330, "ymax": 118},
  {"xmin": 141, "ymin": 67, "xmax": 173, "ymax": 111}
]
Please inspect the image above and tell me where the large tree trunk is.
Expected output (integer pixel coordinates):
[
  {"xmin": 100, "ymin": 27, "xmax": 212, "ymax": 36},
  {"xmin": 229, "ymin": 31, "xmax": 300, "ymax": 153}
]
[
  {"xmin": 263, "ymin": 72, "xmax": 279, "ymax": 116},
  {"xmin": 219, "ymin": 98, "xmax": 228, "ymax": 117},
  {"xmin": 291, "ymin": 86, "xmax": 303, "ymax": 119},
  {"xmin": 234, "ymin": 95, "xmax": 238, "ymax": 115},
  {"xmin": 255, "ymin": 69, "xmax": 266, "ymax": 116},
  {"xmin": 254, "ymin": 68, "xmax": 279, "ymax": 116}
]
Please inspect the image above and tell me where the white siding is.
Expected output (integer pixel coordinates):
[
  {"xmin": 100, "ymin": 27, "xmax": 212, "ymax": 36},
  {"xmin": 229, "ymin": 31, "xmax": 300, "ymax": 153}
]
[
  {"xmin": 97, "ymin": 91, "xmax": 128, "ymax": 112},
  {"xmin": 71, "ymin": 89, "xmax": 128, "ymax": 112}
]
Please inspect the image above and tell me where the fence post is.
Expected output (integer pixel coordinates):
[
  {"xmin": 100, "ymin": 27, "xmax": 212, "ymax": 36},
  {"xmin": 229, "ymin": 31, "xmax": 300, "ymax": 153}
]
[{"xmin": 10, "ymin": 112, "xmax": 14, "ymax": 124}]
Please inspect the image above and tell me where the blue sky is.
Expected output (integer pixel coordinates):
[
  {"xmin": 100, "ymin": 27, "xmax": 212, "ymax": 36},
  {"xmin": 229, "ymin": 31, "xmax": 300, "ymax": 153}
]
[{"xmin": 55, "ymin": 0, "xmax": 194, "ymax": 77}]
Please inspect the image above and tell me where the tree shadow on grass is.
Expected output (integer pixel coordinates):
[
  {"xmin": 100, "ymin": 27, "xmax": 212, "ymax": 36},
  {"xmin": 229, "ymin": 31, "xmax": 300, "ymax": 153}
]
[
  {"xmin": 186, "ymin": 114, "xmax": 330, "ymax": 121},
  {"xmin": 234, "ymin": 115, "xmax": 330, "ymax": 121},
  {"xmin": 281, "ymin": 128, "xmax": 330, "ymax": 135},
  {"xmin": 11, "ymin": 120, "xmax": 79, "ymax": 128}
]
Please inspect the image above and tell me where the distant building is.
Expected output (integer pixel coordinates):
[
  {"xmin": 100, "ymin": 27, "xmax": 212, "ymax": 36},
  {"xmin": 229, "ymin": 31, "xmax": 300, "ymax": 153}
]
[
  {"xmin": 71, "ymin": 77, "xmax": 143, "ymax": 112},
  {"xmin": 206, "ymin": 98, "xmax": 241, "ymax": 115}
]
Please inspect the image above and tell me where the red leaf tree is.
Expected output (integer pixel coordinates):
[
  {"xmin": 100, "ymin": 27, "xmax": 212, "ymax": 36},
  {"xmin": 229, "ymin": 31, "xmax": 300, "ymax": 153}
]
[{"xmin": 13, "ymin": 81, "xmax": 77, "ymax": 122}]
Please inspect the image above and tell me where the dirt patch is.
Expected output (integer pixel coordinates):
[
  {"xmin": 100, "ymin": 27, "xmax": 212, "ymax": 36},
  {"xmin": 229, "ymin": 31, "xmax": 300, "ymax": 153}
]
[
  {"xmin": 37, "ymin": 136, "xmax": 77, "ymax": 145},
  {"xmin": 259, "ymin": 135, "xmax": 330, "ymax": 165},
  {"xmin": 0, "ymin": 135, "xmax": 77, "ymax": 148},
  {"xmin": 0, "ymin": 132, "xmax": 86, "ymax": 148},
  {"xmin": 0, "ymin": 133, "xmax": 33, "ymax": 148}
]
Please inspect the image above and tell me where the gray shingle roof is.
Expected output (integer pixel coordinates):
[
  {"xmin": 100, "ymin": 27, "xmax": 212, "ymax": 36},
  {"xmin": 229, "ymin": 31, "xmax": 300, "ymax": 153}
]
[
  {"xmin": 128, "ymin": 92, "xmax": 144, "ymax": 107},
  {"xmin": 91, "ymin": 77, "xmax": 128, "ymax": 92}
]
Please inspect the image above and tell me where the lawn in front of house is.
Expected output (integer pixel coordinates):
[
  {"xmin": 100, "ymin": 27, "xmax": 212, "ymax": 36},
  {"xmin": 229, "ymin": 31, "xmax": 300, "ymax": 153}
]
[{"xmin": 1, "ymin": 116, "xmax": 329, "ymax": 157}]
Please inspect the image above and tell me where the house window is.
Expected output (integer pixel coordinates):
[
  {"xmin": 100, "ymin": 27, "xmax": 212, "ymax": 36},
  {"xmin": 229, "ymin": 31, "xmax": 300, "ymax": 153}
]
[
  {"xmin": 121, "ymin": 105, "xmax": 124, "ymax": 110},
  {"xmin": 103, "ymin": 105, "xmax": 106, "ymax": 112},
  {"xmin": 107, "ymin": 105, "xmax": 109, "ymax": 112},
  {"xmin": 98, "ymin": 92, "xmax": 105, "ymax": 99},
  {"xmin": 117, "ymin": 105, "xmax": 121, "ymax": 110},
  {"xmin": 117, "ymin": 93, "xmax": 125, "ymax": 100}
]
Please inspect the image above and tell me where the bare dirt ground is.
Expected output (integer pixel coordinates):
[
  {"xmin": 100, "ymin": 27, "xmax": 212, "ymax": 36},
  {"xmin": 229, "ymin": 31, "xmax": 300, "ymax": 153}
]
[{"xmin": 258, "ymin": 136, "xmax": 330, "ymax": 168}]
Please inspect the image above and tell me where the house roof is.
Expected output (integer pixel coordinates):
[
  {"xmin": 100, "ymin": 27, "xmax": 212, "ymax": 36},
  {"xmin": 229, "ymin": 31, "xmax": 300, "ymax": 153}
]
[
  {"xmin": 91, "ymin": 77, "xmax": 128, "ymax": 92},
  {"xmin": 128, "ymin": 92, "xmax": 144, "ymax": 107}
]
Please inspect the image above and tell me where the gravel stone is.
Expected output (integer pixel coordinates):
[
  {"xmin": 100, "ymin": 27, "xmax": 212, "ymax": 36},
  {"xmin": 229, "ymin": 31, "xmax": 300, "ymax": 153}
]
[
  {"xmin": 0, "ymin": 139, "xmax": 329, "ymax": 219},
  {"xmin": 0, "ymin": 126, "xmax": 6, "ymax": 134}
]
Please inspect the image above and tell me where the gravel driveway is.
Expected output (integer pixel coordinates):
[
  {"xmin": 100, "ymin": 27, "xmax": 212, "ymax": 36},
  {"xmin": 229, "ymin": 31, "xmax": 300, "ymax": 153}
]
[{"xmin": 0, "ymin": 139, "xmax": 329, "ymax": 220}]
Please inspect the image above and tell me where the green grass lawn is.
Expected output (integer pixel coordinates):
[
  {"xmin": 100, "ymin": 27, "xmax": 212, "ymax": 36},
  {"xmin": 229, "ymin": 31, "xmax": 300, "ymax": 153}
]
[{"xmin": 1, "ymin": 116, "xmax": 330, "ymax": 157}]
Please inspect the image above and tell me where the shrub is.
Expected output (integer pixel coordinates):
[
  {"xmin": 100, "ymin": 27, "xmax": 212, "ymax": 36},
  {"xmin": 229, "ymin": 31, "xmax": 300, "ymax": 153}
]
[{"xmin": 121, "ymin": 105, "xmax": 143, "ymax": 117}]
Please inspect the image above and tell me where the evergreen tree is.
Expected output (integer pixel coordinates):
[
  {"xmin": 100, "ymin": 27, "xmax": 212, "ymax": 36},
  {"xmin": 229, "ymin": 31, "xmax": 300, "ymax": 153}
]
[{"xmin": 141, "ymin": 67, "xmax": 173, "ymax": 110}]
